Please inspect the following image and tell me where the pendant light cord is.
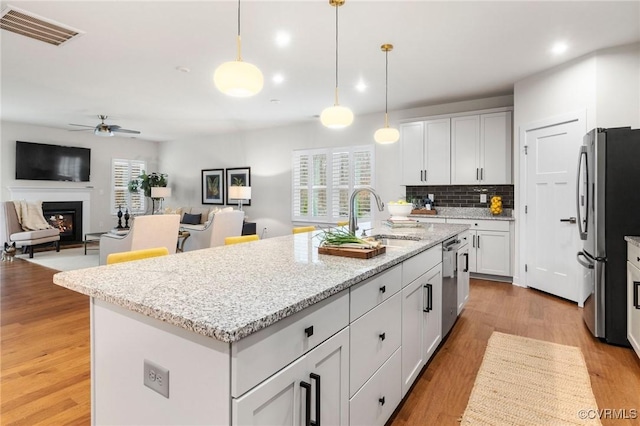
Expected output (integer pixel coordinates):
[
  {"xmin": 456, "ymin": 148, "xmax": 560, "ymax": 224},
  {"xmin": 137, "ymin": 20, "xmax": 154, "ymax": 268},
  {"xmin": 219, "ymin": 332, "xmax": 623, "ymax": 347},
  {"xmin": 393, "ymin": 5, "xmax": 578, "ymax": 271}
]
[
  {"xmin": 236, "ymin": 0, "xmax": 243, "ymax": 61},
  {"xmin": 384, "ymin": 48, "xmax": 389, "ymax": 126},
  {"xmin": 334, "ymin": 4, "xmax": 340, "ymax": 105}
]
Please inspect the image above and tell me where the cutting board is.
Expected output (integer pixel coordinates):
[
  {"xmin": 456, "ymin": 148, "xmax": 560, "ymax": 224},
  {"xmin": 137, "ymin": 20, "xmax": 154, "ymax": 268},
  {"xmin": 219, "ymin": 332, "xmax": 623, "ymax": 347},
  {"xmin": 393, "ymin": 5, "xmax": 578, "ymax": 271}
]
[
  {"xmin": 318, "ymin": 245, "xmax": 386, "ymax": 259},
  {"xmin": 411, "ymin": 209, "xmax": 437, "ymax": 215}
]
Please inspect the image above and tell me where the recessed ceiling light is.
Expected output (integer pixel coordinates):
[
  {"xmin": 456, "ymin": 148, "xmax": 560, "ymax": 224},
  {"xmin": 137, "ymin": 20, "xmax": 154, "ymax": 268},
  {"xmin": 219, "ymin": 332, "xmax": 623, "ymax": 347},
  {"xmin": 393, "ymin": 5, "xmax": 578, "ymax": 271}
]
[
  {"xmin": 356, "ymin": 80, "xmax": 367, "ymax": 92},
  {"xmin": 270, "ymin": 99, "xmax": 281, "ymax": 104},
  {"xmin": 551, "ymin": 41, "xmax": 568, "ymax": 55},
  {"xmin": 275, "ymin": 31, "xmax": 291, "ymax": 48},
  {"xmin": 176, "ymin": 66, "xmax": 191, "ymax": 73},
  {"xmin": 273, "ymin": 73, "xmax": 285, "ymax": 84}
]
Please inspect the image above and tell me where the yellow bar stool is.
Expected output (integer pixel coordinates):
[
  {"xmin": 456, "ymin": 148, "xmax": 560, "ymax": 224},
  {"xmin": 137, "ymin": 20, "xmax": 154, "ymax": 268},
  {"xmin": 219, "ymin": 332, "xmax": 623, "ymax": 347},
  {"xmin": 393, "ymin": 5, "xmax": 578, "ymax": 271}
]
[
  {"xmin": 292, "ymin": 226, "xmax": 316, "ymax": 234},
  {"xmin": 106, "ymin": 247, "xmax": 170, "ymax": 265},
  {"xmin": 336, "ymin": 221, "xmax": 348, "ymax": 227},
  {"xmin": 225, "ymin": 235, "xmax": 260, "ymax": 245}
]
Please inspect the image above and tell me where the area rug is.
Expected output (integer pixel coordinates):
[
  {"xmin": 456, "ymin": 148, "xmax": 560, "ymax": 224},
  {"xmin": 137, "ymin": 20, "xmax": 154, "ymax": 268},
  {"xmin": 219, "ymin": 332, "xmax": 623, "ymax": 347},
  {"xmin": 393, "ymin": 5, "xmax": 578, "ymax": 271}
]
[
  {"xmin": 461, "ymin": 332, "xmax": 601, "ymax": 425},
  {"xmin": 16, "ymin": 247, "xmax": 99, "ymax": 271}
]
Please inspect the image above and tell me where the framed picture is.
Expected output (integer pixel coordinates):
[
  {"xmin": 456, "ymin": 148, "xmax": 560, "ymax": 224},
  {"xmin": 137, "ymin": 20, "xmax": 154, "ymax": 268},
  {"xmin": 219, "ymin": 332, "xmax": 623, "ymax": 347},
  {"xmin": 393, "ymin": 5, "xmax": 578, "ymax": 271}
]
[
  {"xmin": 226, "ymin": 167, "xmax": 251, "ymax": 206},
  {"xmin": 201, "ymin": 169, "xmax": 225, "ymax": 205}
]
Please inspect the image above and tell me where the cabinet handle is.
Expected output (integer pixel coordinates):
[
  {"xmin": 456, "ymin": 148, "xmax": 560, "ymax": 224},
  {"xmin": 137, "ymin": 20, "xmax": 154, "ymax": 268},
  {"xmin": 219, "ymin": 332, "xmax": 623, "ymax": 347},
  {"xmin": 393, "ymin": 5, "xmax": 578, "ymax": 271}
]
[
  {"xmin": 477, "ymin": 236, "xmax": 480, "ymax": 248},
  {"xmin": 476, "ymin": 168, "xmax": 479, "ymax": 180},
  {"xmin": 425, "ymin": 169, "xmax": 428, "ymax": 182},
  {"xmin": 420, "ymin": 170, "xmax": 424, "ymax": 181},
  {"xmin": 472, "ymin": 235, "xmax": 476, "ymax": 248},
  {"xmin": 379, "ymin": 332, "xmax": 386, "ymax": 341},
  {"xmin": 423, "ymin": 283, "xmax": 433, "ymax": 312},
  {"xmin": 305, "ymin": 326, "xmax": 314, "ymax": 338},
  {"xmin": 379, "ymin": 285, "xmax": 386, "ymax": 294},
  {"xmin": 310, "ymin": 373, "xmax": 321, "ymax": 426},
  {"xmin": 635, "ymin": 281, "xmax": 640, "ymax": 309},
  {"xmin": 481, "ymin": 168, "xmax": 484, "ymax": 180},
  {"xmin": 379, "ymin": 396, "xmax": 386, "ymax": 406},
  {"xmin": 300, "ymin": 381, "xmax": 311, "ymax": 426},
  {"xmin": 464, "ymin": 252, "xmax": 469, "ymax": 273}
]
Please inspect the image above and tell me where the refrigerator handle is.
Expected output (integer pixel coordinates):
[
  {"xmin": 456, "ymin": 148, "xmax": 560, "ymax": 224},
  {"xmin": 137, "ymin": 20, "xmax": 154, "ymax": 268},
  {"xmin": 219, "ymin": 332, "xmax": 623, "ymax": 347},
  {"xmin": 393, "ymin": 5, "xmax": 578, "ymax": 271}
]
[
  {"xmin": 576, "ymin": 251, "xmax": 594, "ymax": 269},
  {"xmin": 576, "ymin": 146, "xmax": 588, "ymax": 240}
]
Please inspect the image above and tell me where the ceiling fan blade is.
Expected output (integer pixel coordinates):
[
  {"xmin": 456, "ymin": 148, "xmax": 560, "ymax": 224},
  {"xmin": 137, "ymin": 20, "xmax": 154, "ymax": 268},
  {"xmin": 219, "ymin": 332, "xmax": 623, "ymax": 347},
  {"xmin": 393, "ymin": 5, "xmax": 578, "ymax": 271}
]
[
  {"xmin": 69, "ymin": 128, "xmax": 93, "ymax": 132},
  {"xmin": 108, "ymin": 125, "xmax": 121, "ymax": 130},
  {"xmin": 68, "ymin": 123, "xmax": 95, "ymax": 128},
  {"xmin": 112, "ymin": 128, "xmax": 141, "ymax": 134}
]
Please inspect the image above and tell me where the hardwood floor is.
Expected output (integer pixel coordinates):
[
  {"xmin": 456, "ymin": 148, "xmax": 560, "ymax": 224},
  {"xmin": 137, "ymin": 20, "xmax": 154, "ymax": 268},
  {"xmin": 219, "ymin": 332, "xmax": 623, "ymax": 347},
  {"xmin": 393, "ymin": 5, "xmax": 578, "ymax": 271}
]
[{"xmin": 1, "ymin": 258, "xmax": 639, "ymax": 425}]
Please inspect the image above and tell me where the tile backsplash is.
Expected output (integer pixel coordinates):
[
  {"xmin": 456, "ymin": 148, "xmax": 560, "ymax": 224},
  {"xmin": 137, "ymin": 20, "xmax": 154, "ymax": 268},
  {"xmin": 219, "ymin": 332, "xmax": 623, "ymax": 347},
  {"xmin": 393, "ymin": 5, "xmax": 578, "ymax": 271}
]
[{"xmin": 406, "ymin": 185, "xmax": 514, "ymax": 209}]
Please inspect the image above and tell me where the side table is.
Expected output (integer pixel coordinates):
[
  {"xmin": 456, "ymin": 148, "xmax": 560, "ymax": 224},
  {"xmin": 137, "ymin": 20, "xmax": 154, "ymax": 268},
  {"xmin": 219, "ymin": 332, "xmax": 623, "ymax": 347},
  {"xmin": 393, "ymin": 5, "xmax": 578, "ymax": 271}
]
[
  {"xmin": 177, "ymin": 230, "xmax": 190, "ymax": 253},
  {"xmin": 84, "ymin": 232, "xmax": 107, "ymax": 255}
]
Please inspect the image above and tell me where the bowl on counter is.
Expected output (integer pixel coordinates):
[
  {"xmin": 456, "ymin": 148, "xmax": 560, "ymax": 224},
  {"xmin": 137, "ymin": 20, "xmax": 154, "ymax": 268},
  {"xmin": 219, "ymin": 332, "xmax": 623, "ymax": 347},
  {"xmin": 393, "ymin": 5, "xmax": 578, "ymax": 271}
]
[{"xmin": 387, "ymin": 203, "xmax": 413, "ymax": 220}]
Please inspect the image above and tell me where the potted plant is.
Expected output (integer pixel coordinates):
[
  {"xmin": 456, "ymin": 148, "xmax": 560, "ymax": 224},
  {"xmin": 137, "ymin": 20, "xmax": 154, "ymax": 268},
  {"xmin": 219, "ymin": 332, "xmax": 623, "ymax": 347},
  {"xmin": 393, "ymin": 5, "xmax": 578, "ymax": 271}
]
[{"xmin": 128, "ymin": 171, "xmax": 168, "ymax": 214}]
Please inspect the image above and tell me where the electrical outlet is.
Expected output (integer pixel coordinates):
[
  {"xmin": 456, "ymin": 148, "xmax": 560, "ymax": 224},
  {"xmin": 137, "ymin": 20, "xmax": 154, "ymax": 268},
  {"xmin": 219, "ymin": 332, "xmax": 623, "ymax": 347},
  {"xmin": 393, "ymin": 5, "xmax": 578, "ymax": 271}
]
[
  {"xmin": 428, "ymin": 193, "xmax": 435, "ymax": 202},
  {"xmin": 144, "ymin": 359, "xmax": 170, "ymax": 398},
  {"xmin": 480, "ymin": 194, "xmax": 487, "ymax": 203},
  {"xmin": 261, "ymin": 227, "xmax": 268, "ymax": 239}
]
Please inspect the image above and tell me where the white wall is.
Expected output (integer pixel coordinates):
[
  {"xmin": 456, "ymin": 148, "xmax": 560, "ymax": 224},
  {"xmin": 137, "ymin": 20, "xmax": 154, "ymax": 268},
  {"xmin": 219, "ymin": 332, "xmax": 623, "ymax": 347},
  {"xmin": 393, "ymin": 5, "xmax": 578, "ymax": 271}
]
[
  {"xmin": 513, "ymin": 42, "xmax": 640, "ymax": 286},
  {"xmin": 1, "ymin": 121, "xmax": 161, "ymax": 233},
  {"xmin": 160, "ymin": 95, "xmax": 514, "ymax": 238}
]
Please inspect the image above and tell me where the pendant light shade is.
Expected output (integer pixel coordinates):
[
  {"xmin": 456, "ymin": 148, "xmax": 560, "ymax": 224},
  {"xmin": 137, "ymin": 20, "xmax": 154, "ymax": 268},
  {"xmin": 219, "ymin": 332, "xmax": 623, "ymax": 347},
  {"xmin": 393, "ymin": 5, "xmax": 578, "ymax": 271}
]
[
  {"xmin": 321, "ymin": 0, "xmax": 353, "ymax": 129},
  {"xmin": 374, "ymin": 43, "xmax": 399, "ymax": 144},
  {"xmin": 214, "ymin": 0, "xmax": 263, "ymax": 97}
]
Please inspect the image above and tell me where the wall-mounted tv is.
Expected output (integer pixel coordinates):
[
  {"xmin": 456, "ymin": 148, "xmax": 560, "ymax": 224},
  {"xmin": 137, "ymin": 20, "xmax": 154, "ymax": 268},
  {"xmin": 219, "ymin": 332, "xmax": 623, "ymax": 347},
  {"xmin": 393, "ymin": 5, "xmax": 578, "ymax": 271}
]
[{"xmin": 15, "ymin": 141, "xmax": 91, "ymax": 182}]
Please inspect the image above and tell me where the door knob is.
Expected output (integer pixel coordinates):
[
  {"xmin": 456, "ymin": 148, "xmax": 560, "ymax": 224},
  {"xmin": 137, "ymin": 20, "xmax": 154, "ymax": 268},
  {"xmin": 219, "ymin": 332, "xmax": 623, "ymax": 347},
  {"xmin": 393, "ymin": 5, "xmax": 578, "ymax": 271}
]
[{"xmin": 560, "ymin": 217, "xmax": 577, "ymax": 224}]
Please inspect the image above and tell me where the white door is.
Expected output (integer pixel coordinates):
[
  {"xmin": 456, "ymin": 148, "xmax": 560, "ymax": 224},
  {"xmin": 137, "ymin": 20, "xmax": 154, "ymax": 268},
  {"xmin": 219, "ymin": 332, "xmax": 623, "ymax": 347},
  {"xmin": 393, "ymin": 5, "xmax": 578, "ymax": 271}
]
[{"xmin": 524, "ymin": 116, "xmax": 584, "ymax": 304}]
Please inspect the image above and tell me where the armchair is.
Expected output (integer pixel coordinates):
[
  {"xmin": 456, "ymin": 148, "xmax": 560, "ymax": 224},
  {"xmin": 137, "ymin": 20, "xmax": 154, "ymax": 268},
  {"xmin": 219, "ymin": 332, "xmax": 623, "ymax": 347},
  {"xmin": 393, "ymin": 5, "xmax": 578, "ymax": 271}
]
[
  {"xmin": 99, "ymin": 214, "xmax": 180, "ymax": 265},
  {"xmin": 0, "ymin": 201, "xmax": 60, "ymax": 258}
]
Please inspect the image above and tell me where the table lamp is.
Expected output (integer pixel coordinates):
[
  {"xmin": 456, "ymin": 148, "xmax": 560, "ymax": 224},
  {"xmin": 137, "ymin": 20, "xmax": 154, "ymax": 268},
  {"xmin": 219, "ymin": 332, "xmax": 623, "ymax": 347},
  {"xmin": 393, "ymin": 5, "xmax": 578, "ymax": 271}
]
[
  {"xmin": 229, "ymin": 186, "xmax": 251, "ymax": 211},
  {"xmin": 151, "ymin": 186, "xmax": 172, "ymax": 214}
]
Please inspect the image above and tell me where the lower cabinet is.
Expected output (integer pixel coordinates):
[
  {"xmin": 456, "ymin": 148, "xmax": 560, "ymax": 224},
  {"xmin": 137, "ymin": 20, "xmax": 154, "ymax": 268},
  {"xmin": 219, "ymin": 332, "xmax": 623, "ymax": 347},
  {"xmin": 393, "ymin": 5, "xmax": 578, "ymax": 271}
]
[
  {"xmin": 233, "ymin": 327, "xmax": 350, "ymax": 425},
  {"xmin": 447, "ymin": 219, "xmax": 511, "ymax": 277},
  {"xmin": 457, "ymin": 241, "xmax": 470, "ymax": 314},
  {"xmin": 627, "ymin": 247, "xmax": 640, "ymax": 360}
]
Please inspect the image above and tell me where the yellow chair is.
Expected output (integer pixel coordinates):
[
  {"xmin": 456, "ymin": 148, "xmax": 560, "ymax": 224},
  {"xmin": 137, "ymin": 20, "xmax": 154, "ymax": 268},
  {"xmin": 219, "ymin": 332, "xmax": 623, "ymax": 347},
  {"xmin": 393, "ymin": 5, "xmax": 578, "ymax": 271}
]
[
  {"xmin": 106, "ymin": 247, "xmax": 170, "ymax": 265},
  {"xmin": 225, "ymin": 234, "xmax": 260, "ymax": 245},
  {"xmin": 293, "ymin": 226, "xmax": 316, "ymax": 234},
  {"xmin": 336, "ymin": 221, "xmax": 348, "ymax": 227}
]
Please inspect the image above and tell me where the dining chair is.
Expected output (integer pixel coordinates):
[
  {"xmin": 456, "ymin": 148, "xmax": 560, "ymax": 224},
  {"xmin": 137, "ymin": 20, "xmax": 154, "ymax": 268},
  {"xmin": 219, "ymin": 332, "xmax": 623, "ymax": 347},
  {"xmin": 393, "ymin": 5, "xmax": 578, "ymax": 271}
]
[
  {"xmin": 106, "ymin": 247, "xmax": 170, "ymax": 265},
  {"xmin": 292, "ymin": 226, "xmax": 316, "ymax": 234},
  {"xmin": 224, "ymin": 234, "xmax": 259, "ymax": 245}
]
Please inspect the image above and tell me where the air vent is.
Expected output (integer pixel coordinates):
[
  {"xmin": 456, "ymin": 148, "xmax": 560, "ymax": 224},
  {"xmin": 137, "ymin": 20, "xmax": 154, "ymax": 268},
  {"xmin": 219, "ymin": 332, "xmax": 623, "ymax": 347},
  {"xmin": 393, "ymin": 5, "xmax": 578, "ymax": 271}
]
[{"xmin": 0, "ymin": 5, "xmax": 84, "ymax": 46}]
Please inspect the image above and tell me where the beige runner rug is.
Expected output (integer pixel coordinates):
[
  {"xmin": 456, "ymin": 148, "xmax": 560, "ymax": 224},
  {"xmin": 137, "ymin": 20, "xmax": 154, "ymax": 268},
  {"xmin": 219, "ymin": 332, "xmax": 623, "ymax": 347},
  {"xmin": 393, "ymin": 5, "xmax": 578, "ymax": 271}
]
[{"xmin": 461, "ymin": 332, "xmax": 602, "ymax": 425}]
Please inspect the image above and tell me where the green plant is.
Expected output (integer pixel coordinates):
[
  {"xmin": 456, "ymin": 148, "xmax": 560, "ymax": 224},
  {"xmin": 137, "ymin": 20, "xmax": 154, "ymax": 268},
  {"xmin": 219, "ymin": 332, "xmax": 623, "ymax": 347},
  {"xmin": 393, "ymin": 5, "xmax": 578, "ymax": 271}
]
[{"xmin": 128, "ymin": 171, "xmax": 167, "ymax": 198}]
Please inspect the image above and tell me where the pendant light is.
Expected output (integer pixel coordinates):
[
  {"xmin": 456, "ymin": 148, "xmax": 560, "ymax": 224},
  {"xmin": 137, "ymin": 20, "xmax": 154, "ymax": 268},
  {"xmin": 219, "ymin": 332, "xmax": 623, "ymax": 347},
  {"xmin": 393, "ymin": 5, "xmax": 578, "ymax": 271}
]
[
  {"xmin": 214, "ymin": 0, "xmax": 264, "ymax": 97},
  {"xmin": 374, "ymin": 44, "xmax": 399, "ymax": 144},
  {"xmin": 320, "ymin": 0, "xmax": 353, "ymax": 129}
]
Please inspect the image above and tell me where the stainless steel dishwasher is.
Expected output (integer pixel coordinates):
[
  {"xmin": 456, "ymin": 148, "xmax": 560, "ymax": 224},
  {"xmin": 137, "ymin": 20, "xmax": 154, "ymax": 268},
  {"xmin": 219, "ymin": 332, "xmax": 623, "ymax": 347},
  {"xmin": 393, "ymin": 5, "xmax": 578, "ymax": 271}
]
[{"xmin": 442, "ymin": 236, "xmax": 461, "ymax": 337}]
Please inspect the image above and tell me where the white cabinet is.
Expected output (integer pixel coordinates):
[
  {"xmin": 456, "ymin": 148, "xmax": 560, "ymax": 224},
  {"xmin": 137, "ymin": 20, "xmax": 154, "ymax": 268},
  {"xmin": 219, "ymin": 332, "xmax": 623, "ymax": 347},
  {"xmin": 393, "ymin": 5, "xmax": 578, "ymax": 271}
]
[
  {"xmin": 400, "ymin": 245, "xmax": 443, "ymax": 397},
  {"xmin": 451, "ymin": 111, "xmax": 512, "ymax": 185},
  {"xmin": 627, "ymin": 242, "xmax": 640, "ymax": 360},
  {"xmin": 447, "ymin": 219, "xmax": 511, "ymax": 277},
  {"xmin": 233, "ymin": 327, "xmax": 350, "ymax": 426},
  {"xmin": 457, "ymin": 234, "xmax": 470, "ymax": 315},
  {"xmin": 401, "ymin": 119, "xmax": 451, "ymax": 185}
]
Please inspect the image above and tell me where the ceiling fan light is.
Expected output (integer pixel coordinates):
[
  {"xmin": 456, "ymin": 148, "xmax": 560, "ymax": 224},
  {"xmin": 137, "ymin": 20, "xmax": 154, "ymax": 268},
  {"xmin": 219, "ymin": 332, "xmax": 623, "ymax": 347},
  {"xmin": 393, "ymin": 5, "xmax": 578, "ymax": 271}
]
[
  {"xmin": 94, "ymin": 127, "xmax": 114, "ymax": 137},
  {"xmin": 320, "ymin": 105, "xmax": 354, "ymax": 129},
  {"xmin": 374, "ymin": 126, "xmax": 400, "ymax": 144},
  {"xmin": 214, "ymin": 60, "xmax": 264, "ymax": 97}
]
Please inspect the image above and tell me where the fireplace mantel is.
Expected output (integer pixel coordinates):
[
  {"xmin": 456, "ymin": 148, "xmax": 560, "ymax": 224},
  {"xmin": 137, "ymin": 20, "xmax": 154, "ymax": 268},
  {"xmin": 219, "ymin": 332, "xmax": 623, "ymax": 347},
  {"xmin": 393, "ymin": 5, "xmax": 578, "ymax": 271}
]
[{"xmin": 8, "ymin": 186, "xmax": 92, "ymax": 236}]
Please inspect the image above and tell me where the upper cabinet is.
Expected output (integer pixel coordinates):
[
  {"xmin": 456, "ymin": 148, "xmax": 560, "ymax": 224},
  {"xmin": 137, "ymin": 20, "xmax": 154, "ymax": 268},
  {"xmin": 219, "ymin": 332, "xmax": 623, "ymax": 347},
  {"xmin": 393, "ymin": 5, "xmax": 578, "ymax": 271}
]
[
  {"xmin": 451, "ymin": 111, "xmax": 512, "ymax": 185},
  {"xmin": 401, "ymin": 119, "xmax": 451, "ymax": 186}
]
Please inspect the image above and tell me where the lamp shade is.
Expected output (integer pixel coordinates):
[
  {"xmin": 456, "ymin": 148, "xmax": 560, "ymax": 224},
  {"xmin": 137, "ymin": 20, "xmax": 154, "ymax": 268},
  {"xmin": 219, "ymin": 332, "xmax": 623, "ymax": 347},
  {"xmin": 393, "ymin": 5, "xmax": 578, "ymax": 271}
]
[
  {"xmin": 229, "ymin": 186, "xmax": 251, "ymax": 200},
  {"xmin": 374, "ymin": 127, "xmax": 400, "ymax": 144},
  {"xmin": 214, "ymin": 61, "xmax": 264, "ymax": 97},
  {"xmin": 94, "ymin": 127, "xmax": 114, "ymax": 137},
  {"xmin": 151, "ymin": 187, "xmax": 172, "ymax": 198},
  {"xmin": 320, "ymin": 105, "xmax": 354, "ymax": 129}
]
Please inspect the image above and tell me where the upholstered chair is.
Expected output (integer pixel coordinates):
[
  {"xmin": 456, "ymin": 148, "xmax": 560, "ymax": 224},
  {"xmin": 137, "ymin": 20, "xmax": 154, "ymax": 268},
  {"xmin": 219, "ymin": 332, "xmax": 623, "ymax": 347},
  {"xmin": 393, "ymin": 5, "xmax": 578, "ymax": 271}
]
[
  {"xmin": 0, "ymin": 201, "xmax": 60, "ymax": 258},
  {"xmin": 209, "ymin": 210, "xmax": 245, "ymax": 247},
  {"xmin": 99, "ymin": 214, "xmax": 180, "ymax": 265}
]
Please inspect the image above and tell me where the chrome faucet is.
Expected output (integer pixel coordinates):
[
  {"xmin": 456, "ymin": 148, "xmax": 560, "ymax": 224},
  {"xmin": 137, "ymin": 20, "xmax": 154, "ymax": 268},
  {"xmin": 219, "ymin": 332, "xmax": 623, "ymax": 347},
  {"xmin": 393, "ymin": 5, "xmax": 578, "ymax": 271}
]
[{"xmin": 349, "ymin": 186, "xmax": 385, "ymax": 235}]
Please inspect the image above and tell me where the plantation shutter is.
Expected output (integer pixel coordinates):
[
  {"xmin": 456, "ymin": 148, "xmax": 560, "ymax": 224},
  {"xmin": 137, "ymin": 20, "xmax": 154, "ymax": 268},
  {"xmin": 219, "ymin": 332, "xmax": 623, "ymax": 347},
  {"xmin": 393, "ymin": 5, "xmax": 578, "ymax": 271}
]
[
  {"xmin": 293, "ymin": 145, "xmax": 374, "ymax": 223},
  {"xmin": 112, "ymin": 159, "xmax": 146, "ymax": 215}
]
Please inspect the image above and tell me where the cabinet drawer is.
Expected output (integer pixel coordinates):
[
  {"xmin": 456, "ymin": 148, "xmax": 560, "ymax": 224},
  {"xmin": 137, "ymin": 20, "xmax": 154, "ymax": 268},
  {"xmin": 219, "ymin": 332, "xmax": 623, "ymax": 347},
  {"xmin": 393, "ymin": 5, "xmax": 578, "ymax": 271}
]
[
  {"xmin": 628, "ymin": 242, "xmax": 640, "ymax": 270},
  {"xmin": 458, "ymin": 230, "xmax": 470, "ymax": 247},
  {"xmin": 447, "ymin": 218, "xmax": 510, "ymax": 232},
  {"xmin": 403, "ymin": 244, "xmax": 442, "ymax": 287},
  {"xmin": 410, "ymin": 216, "xmax": 446, "ymax": 224},
  {"xmin": 231, "ymin": 290, "xmax": 349, "ymax": 397},
  {"xmin": 350, "ymin": 292, "xmax": 401, "ymax": 396},
  {"xmin": 349, "ymin": 348, "xmax": 401, "ymax": 426},
  {"xmin": 350, "ymin": 264, "xmax": 401, "ymax": 321}
]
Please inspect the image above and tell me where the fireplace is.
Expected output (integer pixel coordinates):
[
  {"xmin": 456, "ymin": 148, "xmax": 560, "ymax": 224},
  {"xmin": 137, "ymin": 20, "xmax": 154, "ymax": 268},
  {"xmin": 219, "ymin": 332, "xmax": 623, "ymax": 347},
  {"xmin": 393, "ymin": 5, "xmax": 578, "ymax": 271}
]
[{"xmin": 42, "ymin": 201, "xmax": 83, "ymax": 245}]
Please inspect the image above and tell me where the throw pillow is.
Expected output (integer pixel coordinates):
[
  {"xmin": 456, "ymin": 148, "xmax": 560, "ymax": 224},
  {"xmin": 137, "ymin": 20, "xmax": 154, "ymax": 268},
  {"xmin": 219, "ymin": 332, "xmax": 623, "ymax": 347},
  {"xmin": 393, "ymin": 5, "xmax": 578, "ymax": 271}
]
[{"xmin": 181, "ymin": 212, "xmax": 201, "ymax": 225}]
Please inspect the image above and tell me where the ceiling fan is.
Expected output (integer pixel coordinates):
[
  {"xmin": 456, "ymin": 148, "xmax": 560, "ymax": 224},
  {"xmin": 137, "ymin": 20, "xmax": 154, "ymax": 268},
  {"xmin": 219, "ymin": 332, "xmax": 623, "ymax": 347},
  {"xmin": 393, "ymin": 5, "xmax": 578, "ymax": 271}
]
[{"xmin": 69, "ymin": 115, "xmax": 140, "ymax": 137}]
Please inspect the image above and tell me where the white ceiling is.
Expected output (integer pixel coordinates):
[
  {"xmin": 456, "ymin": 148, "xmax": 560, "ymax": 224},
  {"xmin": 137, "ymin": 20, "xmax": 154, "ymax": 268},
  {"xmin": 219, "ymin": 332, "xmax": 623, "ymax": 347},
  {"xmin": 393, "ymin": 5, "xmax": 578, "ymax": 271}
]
[{"xmin": 1, "ymin": 1, "xmax": 639, "ymax": 142}]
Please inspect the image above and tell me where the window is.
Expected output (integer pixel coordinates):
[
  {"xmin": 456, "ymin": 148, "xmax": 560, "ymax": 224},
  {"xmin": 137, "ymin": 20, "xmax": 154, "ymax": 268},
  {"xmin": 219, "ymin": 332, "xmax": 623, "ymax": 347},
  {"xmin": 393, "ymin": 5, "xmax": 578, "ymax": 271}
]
[
  {"xmin": 112, "ymin": 159, "xmax": 146, "ymax": 215},
  {"xmin": 292, "ymin": 145, "xmax": 374, "ymax": 223}
]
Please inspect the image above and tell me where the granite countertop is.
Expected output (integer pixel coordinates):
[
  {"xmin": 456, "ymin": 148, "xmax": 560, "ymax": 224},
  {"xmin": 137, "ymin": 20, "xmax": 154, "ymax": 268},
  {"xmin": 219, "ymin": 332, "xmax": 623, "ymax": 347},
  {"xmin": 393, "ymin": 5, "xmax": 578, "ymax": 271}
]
[
  {"xmin": 53, "ymin": 223, "xmax": 468, "ymax": 343},
  {"xmin": 409, "ymin": 206, "xmax": 515, "ymax": 221},
  {"xmin": 625, "ymin": 236, "xmax": 640, "ymax": 248}
]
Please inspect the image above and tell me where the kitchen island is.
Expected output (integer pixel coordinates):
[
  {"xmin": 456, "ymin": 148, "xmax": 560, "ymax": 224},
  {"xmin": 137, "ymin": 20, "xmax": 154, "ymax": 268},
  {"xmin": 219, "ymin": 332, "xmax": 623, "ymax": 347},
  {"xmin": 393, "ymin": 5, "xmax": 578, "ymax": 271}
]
[{"xmin": 54, "ymin": 223, "xmax": 468, "ymax": 425}]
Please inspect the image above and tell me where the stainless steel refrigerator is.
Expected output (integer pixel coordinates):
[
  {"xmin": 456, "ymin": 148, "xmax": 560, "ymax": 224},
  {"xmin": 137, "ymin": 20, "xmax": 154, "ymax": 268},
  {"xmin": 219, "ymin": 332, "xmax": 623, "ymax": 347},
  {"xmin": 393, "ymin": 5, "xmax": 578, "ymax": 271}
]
[{"xmin": 577, "ymin": 127, "xmax": 640, "ymax": 346}]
